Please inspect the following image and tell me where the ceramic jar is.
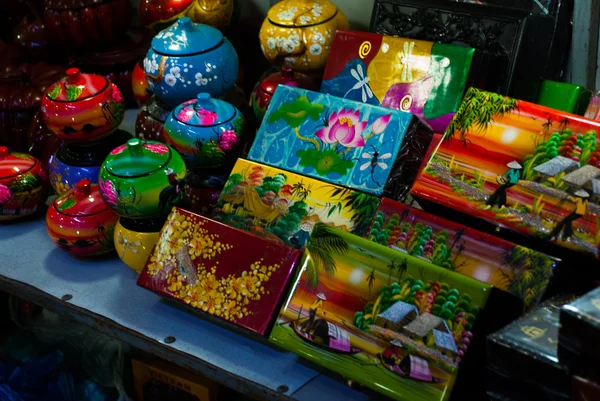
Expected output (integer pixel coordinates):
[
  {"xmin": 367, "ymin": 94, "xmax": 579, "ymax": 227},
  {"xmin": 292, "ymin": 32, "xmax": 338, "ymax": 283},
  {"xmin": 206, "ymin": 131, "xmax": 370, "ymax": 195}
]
[
  {"xmin": 133, "ymin": 60, "xmax": 152, "ymax": 107},
  {"xmin": 48, "ymin": 129, "xmax": 132, "ymax": 194},
  {"xmin": 41, "ymin": 68, "xmax": 125, "ymax": 143},
  {"xmin": 0, "ymin": 147, "xmax": 48, "ymax": 221},
  {"xmin": 46, "ymin": 179, "xmax": 119, "ymax": 257},
  {"xmin": 98, "ymin": 138, "xmax": 186, "ymax": 219},
  {"xmin": 44, "ymin": 0, "xmax": 132, "ymax": 49},
  {"xmin": 114, "ymin": 216, "xmax": 165, "ymax": 273},
  {"xmin": 143, "ymin": 17, "xmax": 239, "ymax": 107},
  {"xmin": 139, "ymin": 0, "xmax": 234, "ymax": 32},
  {"xmin": 259, "ymin": 0, "xmax": 348, "ymax": 74},
  {"xmin": 250, "ymin": 65, "xmax": 315, "ymax": 121},
  {"xmin": 164, "ymin": 93, "xmax": 245, "ymax": 174}
]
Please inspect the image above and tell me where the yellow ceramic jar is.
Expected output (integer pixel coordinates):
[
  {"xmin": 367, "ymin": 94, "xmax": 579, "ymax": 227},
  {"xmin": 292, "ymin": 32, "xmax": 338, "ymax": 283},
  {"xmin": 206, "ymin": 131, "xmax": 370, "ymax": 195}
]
[
  {"xmin": 114, "ymin": 218, "xmax": 162, "ymax": 274},
  {"xmin": 259, "ymin": 0, "xmax": 348, "ymax": 74}
]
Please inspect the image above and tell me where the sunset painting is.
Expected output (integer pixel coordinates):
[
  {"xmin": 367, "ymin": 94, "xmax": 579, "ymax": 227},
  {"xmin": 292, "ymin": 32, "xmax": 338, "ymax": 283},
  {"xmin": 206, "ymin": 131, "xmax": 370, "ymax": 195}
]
[
  {"xmin": 412, "ymin": 88, "xmax": 600, "ymax": 257},
  {"xmin": 270, "ymin": 226, "xmax": 490, "ymax": 401}
]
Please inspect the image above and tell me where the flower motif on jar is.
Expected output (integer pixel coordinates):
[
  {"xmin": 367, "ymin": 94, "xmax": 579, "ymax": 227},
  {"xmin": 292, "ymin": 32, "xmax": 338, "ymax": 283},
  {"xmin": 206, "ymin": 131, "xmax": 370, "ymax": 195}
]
[
  {"xmin": 98, "ymin": 179, "xmax": 118, "ymax": 207},
  {"xmin": 277, "ymin": 6, "xmax": 297, "ymax": 21},
  {"xmin": 0, "ymin": 184, "xmax": 12, "ymax": 203}
]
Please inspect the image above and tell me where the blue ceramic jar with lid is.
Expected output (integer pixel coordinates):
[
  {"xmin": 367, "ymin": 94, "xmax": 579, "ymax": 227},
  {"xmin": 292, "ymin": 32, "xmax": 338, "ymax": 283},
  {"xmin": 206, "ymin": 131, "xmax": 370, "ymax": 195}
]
[
  {"xmin": 164, "ymin": 93, "xmax": 246, "ymax": 174},
  {"xmin": 143, "ymin": 17, "xmax": 239, "ymax": 107}
]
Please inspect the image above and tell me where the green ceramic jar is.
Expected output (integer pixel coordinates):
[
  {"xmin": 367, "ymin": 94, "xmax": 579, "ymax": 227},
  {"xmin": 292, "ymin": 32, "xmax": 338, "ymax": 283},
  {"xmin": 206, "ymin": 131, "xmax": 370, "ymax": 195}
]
[{"xmin": 98, "ymin": 138, "xmax": 186, "ymax": 219}]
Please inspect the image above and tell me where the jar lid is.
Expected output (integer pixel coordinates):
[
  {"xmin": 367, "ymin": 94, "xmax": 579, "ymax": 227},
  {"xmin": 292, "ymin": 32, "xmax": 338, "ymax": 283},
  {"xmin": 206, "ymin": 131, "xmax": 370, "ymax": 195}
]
[
  {"xmin": 45, "ymin": 68, "xmax": 108, "ymax": 102},
  {"xmin": 104, "ymin": 139, "xmax": 172, "ymax": 178},
  {"xmin": 151, "ymin": 17, "xmax": 223, "ymax": 56},
  {"xmin": 259, "ymin": 65, "xmax": 314, "ymax": 96},
  {"xmin": 53, "ymin": 179, "xmax": 110, "ymax": 216},
  {"xmin": 173, "ymin": 93, "xmax": 235, "ymax": 127},
  {"xmin": 267, "ymin": 0, "xmax": 337, "ymax": 27},
  {"xmin": 0, "ymin": 146, "xmax": 37, "ymax": 179}
]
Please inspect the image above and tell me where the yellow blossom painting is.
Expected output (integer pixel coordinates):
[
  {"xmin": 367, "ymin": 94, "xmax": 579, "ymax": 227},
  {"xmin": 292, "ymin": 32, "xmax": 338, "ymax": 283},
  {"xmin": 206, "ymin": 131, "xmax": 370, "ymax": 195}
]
[{"xmin": 137, "ymin": 208, "xmax": 303, "ymax": 335}]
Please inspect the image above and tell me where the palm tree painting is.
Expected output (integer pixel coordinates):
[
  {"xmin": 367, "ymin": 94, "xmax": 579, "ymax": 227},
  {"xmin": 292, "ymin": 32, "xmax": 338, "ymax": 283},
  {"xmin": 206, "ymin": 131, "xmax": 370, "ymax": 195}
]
[
  {"xmin": 304, "ymin": 223, "xmax": 350, "ymax": 287},
  {"xmin": 386, "ymin": 259, "xmax": 399, "ymax": 284},
  {"xmin": 445, "ymin": 87, "xmax": 518, "ymax": 144},
  {"xmin": 499, "ymin": 245, "xmax": 554, "ymax": 311},
  {"xmin": 366, "ymin": 268, "xmax": 376, "ymax": 298}
]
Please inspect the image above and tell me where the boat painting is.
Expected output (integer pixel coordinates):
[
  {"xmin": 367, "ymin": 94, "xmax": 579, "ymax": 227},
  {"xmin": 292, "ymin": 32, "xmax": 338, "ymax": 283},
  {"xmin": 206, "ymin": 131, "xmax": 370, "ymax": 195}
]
[
  {"xmin": 378, "ymin": 354, "xmax": 445, "ymax": 384},
  {"xmin": 270, "ymin": 227, "xmax": 490, "ymax": 401}
]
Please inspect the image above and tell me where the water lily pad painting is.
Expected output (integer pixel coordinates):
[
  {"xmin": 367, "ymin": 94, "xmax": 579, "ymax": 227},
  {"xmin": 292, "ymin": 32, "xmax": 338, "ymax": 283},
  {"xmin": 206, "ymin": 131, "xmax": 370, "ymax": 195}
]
[{"xmin": 249, "ymin": 86, "xmax": 414, "ymax": 196}]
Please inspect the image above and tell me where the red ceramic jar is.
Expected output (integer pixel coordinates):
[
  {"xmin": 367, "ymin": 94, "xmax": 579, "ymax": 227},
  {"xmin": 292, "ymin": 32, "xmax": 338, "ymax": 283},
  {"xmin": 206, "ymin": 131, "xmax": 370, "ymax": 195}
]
[
  {"xmin": 43, "ymin": 0, "xmax": 132, "ymax": 49},
  {"xmin": 250, "ymin": 65, "xmax": 315, "ymax": 121},
  {"xmin": 0, "ymin": 146, "xmax": 49, "ymax": 221},
  {"xmin": 41, "ymin": 68, "xmax": 125, "ymax": 143},
  {"xmin": 46, "ymin": 179, "xmax": 119, "ymax": 257}
]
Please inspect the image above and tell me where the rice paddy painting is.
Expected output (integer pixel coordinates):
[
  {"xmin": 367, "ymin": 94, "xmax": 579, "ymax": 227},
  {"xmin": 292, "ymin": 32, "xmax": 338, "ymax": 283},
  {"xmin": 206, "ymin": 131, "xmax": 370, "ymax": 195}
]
[
  {"xmin": 412, "ymin": 88, "xmax": 600, "ymax": 257},
  {"xmin": 270, "ymin": 226, "xmax": 491, "ymax": 401},
  {"xmin": 366, "ymin": 198, "xmax": 558, "ymax": 311}
]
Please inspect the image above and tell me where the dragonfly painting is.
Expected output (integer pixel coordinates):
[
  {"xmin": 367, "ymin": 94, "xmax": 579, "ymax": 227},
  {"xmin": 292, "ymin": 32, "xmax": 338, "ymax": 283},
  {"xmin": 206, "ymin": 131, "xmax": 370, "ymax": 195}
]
[
  {"xmin": 115, "ymin": 231, "xmax": 142, "ymax": 259},
  {"xmin": 344, "ymin": 64, "xmax": 373, "ymax": 102},
  {"xmin": 400, "ymin": 41, "xmax": 415, "ymax": 82},
  {"xmin": 361, "ymin": 145, "xmax": 392, "ymax": 186}
]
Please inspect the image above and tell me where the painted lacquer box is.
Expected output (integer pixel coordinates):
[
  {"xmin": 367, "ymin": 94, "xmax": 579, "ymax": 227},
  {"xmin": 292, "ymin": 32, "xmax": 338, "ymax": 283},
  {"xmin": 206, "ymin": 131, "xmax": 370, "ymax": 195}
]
[
  {"xmin": 321, "ymin": 30, "xmax": 474, "ymax": 134},
  {"xmin": 248, "ymin": 86, "xmax": 422, "ymax": 197},
  {"xmin": 368, "ymin": 198, "xmax": 558, "ymax": 311},
  {"xmin": 270, "ymin": 227, "xmax": 491, "ymax": 401},
  {"xmin": 137, "ymin": 208, "xmax": 303, "ymax": 336},
  {"xmin": 412, "ymin": 88, "xmax": 600, "ymax": 258},
  {"xmin": 214, "ymin": 159, "xmax": 380, "ymax": 249}
]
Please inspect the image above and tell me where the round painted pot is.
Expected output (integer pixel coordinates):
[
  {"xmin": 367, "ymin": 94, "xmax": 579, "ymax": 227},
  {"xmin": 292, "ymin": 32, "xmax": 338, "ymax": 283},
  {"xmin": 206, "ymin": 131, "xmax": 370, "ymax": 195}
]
[
  {"xmin": 41, "ymin": 68, "xmax": 125, "ymax": 143},
  {"xmin": 0, "ymin": 147, "xmax": 48, "ymax": 221},
  {"xmin": 164, "ymin": 93, "xmax": 245, "ymax": 174},
  {"xmin": 46, "ymin": 179, "xmax": 119, "ymax": 257},
  {"xmin": 48, "ymin": 129, "xmax": 132, "ymax": 195},
  {"xmin": 133, "ymin": 59, "xmax": 152, "ymax": 107},
  {"xmin": 143, "ymin": 17, "xmax": 239, "ymax": 107},
  {"xmin": 98, "ymin": 138, "xmax": 186, "ymax": 219},
  {"xmin": 250, "ymin": 65, "xmax": 315, "ymax": 121},
  {"xmin": 114, "ymin": 216, "xmax": 165, "ymax": 274},
  {"xmin": 259, "ymin": 0, "xmax": 348, "ymax": 74},
  {"xmin": 139, "ymin": 0, "xmax": 234, "ymax": 33}
]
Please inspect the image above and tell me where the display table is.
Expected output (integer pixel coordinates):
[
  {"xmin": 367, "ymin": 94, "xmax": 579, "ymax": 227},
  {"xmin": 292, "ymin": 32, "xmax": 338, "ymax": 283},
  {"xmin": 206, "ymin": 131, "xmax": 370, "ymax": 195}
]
[
  {"xmin": 0, "ymin": 111, "xmax": 382, "ymax": 401},
  {"xmin": 0, "ymin": 215, "xmax": 383, "ymax": 400}
]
